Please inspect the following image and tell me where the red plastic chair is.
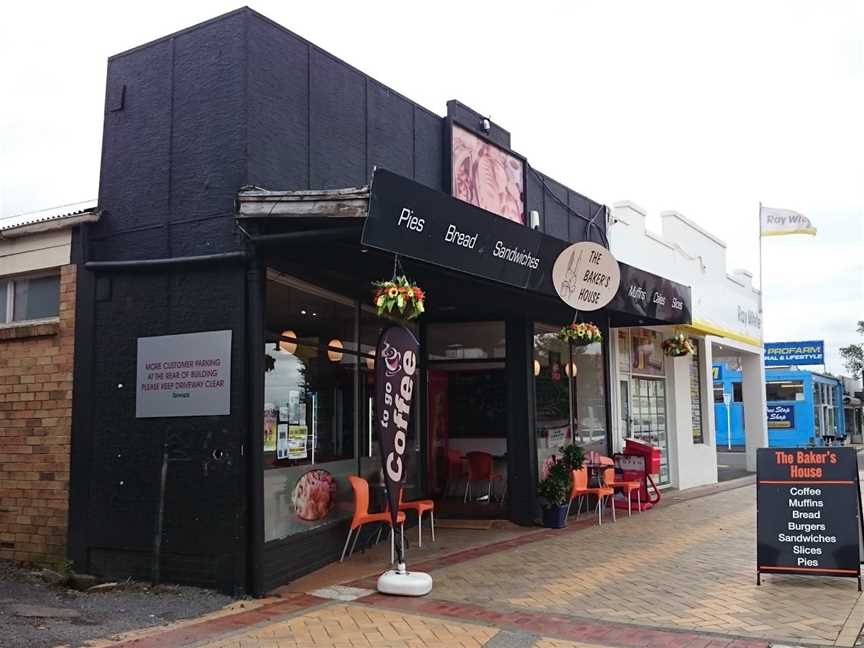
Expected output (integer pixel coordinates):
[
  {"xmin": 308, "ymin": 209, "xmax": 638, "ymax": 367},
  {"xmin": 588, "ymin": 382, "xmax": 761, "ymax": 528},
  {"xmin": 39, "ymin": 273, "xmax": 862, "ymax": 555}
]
[
  {"xmin": 463, "ymin": 451, "xmax": 505, "ymax": 503},
  {"xmin": 445, "ymin": 448, "xmax": 467, "ymax": 496},
  {"xmin": 341, "ymin": 476, "xmax": 405, "ymax": 563},
  {"xmin": 397, "ymin": 491, "xmax": 435, "ymax": 547}
]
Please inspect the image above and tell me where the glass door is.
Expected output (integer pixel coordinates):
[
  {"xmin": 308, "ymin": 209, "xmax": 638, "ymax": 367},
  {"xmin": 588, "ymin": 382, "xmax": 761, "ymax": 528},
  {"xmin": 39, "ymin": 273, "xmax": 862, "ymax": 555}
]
[{"xmin": 630, "ymin": 377, "xmax": 670, "ymax": 484}]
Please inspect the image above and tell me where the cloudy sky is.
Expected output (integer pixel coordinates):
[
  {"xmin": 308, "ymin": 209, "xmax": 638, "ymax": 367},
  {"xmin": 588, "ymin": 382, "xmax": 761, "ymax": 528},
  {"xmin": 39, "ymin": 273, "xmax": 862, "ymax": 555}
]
[{"xmin": 1, "ymin": 1, "xmax": 861, "ymax": 373}]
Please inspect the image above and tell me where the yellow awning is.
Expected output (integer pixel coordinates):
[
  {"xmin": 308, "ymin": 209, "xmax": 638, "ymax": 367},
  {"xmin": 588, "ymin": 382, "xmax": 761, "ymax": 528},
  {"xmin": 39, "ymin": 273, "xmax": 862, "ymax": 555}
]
[{"xmin": 683, "ymin": 319, "xmax": 762, "ymax": 348}]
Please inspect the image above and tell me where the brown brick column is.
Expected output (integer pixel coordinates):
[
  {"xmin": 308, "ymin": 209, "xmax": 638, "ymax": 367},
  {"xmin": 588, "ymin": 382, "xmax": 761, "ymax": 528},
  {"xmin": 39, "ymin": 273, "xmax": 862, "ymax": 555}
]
[{"xmin": 0, "ymin": 264, "xmax": 76, "ymax": 564}]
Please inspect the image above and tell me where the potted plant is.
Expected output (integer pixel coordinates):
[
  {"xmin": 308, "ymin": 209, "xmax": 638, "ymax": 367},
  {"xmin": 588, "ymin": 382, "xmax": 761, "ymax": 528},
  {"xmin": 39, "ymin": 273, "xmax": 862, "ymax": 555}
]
[
  {"xmin": 372, "ymin": 275, "xmax": 425, "ymax": 320},
  {"xmin": 557, "ymin": 322, "xmax": 602, "ymax": 346},
  {"xmin": 538, "ymin": 462, "xmax": 571, "ymax": 528},
  {"xmin": 538, "ymin": 443, "xmax": 586, "ymax": 528},
  {"xmin": 662, "ymin": 331, "xmax": 696, "ymax": 357}
]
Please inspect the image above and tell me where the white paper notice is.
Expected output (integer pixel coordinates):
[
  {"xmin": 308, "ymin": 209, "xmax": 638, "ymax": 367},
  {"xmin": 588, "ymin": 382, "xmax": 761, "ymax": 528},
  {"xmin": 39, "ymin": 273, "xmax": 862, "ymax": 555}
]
[{"xmin": 136, "ymin": 330, "xmax": 232, "ymax": 418}]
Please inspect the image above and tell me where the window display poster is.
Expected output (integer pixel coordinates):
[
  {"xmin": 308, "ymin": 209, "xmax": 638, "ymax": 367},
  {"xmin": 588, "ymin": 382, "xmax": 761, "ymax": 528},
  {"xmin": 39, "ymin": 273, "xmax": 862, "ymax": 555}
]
[
  {"xmin": 276, "ymin": 424, "xmax": 289, "ymax": 459},
  {"xmin": 288, "ymin": 390, "xmax": 301, "ymax": 424},
  {"xmin": 279, "ymin": 406, "xmax": 289, "ymax": 422},
  {"xmin": 631, "ymin": 329, "xmax": 664, "ymax": 376},
  {"xmin": 288, "ymin": 425, "xmax": 308, "ymax": 459},
  {"xmin": 264, "ymin": 403, "xmax": 278, "ymax": 452}
]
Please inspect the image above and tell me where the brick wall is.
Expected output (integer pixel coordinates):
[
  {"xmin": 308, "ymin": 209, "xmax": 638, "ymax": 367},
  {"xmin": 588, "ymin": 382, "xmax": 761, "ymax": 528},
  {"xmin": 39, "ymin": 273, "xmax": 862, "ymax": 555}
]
[{"xmin": 0, "ymin": 264, "xmax": 76, "ymax": 564}]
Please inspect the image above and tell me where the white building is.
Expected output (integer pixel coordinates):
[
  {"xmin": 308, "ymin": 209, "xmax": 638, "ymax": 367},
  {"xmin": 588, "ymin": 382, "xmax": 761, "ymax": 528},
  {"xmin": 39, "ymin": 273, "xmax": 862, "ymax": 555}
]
[{"xmin": 609, "ymin": 202, "xmax": 768, "ymax": 489}]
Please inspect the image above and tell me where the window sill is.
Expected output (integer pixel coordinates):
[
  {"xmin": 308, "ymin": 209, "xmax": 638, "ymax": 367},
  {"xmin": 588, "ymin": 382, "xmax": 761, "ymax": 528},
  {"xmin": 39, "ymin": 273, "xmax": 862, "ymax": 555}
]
[{"xmin": 0, "ymin": 318, "xmax": 61, "ymax": 341}]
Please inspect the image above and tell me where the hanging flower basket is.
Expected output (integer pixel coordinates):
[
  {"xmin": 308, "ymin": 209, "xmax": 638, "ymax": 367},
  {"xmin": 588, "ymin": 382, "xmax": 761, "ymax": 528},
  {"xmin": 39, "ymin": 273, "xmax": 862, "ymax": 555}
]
[
  {"xmin": 557, "ymin": 322, "xmax": 602, "ymax": 346},
  {"xmin": 372, "ymin": 275, "xmax": 426, "ymax": 320},
  {"xmin": 662, "ymin": 332, "xmax": 696, "ymax": 357}
]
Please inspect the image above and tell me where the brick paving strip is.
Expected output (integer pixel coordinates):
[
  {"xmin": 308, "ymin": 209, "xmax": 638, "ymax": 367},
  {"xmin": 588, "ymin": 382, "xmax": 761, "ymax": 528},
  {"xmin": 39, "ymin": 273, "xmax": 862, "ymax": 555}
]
[
  {"xmin": 99, "ymin": 476, "xmax": 861, "ymax": 648},
  {"xmin": 353, "ymin": 593, "xmax": 770, "ymax": 648}
]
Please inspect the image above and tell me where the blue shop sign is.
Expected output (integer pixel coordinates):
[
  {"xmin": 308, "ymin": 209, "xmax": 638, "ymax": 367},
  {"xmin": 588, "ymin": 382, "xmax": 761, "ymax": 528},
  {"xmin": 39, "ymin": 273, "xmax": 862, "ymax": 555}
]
[
  {"xmin": 764, "ymin": 340, "xmax": 824, "ymax": 366},
  {"xmin": 711, "ymin": 364, "xmax": 723, "ymax": 381},
  {"xmin": 766, "ymin": 405, "xmax": 795, "ymax": 429}
]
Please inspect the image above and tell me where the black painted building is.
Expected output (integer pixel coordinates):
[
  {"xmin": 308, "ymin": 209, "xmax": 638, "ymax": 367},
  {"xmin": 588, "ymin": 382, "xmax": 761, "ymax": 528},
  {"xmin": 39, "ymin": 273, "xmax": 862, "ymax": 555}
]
[{"xmin": 68, "ymin": 8, "xmax": 690, "ymax": 595}]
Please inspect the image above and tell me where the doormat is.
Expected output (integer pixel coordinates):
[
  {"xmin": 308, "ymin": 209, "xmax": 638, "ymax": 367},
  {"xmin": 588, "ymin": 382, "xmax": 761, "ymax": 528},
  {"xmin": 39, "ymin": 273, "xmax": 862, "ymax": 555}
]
[{"xmin": 434, "ymin": 519, "xmax": 496, "ymax": 530}]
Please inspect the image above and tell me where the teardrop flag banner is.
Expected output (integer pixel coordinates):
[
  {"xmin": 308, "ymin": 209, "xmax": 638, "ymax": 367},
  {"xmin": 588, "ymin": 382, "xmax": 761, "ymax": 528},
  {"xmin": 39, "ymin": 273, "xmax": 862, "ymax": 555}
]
[{"xmin": 374, "ymin": 325, "xmax": 419, "ymax": 564}]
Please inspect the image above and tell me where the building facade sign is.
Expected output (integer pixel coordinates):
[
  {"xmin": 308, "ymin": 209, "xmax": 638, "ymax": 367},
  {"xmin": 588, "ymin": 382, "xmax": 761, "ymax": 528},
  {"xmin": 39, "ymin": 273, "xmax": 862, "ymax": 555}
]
[
  {"xmin": 767, "ymin": 404, "xmax": 795, "ymax": 429},
  {"xmin": 606, "ymin": 263, "xmax": 691, "ymax": 325},
  {"xmin": 764, "ymin": 340, "xmax": 825, "ymax": 366},
  {"xmin": 136, "ymin": 330, "xmax": 232, "ymax": 418},
  {"xmin": 363, "ymin": 168, "xmax": 570, "ymax": 296}
]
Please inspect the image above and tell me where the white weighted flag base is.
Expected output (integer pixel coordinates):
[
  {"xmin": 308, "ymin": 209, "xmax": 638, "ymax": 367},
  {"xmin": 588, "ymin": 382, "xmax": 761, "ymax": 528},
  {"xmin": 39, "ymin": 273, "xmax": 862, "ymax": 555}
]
[{"xmin": 376, "ymin": 563, "xmax": 432, "ymax": 597}]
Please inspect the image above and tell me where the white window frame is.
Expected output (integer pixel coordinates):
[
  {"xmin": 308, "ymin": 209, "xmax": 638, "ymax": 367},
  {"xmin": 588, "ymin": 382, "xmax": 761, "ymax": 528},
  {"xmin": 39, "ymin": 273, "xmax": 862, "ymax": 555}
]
[{"xmin": 0, "ymin": 270, "xmax": 61, "ymax": 325}]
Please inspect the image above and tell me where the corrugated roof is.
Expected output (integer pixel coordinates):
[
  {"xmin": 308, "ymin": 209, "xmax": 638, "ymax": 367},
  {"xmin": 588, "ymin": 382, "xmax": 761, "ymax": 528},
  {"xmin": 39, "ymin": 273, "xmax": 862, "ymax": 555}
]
[{"xmin": 0, "ymin": 200, "xmax": 98, "ymax": 233}]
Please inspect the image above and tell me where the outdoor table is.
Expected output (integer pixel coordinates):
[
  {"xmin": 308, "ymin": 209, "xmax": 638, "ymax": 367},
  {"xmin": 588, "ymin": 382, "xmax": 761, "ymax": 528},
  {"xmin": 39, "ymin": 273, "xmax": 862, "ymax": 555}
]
[{"xmin": 584, "ymin": 462, "xmax": 612, "ymax": 488}]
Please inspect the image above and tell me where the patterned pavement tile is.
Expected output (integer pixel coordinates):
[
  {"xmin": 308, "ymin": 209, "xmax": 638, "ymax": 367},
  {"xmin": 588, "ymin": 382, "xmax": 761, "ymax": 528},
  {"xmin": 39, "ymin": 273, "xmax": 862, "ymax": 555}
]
[
  {"xmin": 202, "ymin": 603, "xmax": 499, "ymax": 648},
  {"xmin": 422, "ymin": 486, "xmax": 861, "ymax": 646}
]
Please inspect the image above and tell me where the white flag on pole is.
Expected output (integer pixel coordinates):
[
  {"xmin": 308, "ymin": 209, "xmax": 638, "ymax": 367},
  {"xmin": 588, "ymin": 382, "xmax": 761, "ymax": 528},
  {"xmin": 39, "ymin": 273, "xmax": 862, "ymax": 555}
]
[{"xmin": 760, "ymin": 206, "xmax": 816, "ymax": 237}]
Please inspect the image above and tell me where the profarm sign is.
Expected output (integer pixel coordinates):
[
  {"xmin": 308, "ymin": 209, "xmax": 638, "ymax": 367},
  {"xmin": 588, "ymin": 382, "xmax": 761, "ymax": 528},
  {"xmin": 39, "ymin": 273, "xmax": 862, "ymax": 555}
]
[{"xmin": 136, "ymin": 330, "xmax": 232, "ymax": 418}]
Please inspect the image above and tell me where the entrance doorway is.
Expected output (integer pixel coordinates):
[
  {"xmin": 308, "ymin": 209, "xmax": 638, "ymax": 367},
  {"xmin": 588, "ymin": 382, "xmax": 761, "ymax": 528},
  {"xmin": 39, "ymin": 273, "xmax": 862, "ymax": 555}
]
[
  {"xmin": 426, "ymin": 322, "xmax": 508, "ymax": 518},
  {"xmin": 615, "ymin": 328, "xmax": 671, "ymax": 484}
]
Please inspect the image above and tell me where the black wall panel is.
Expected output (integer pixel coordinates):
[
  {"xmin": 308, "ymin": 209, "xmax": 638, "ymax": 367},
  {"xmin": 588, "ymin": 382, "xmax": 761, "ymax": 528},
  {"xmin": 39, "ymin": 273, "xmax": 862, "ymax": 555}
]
[
  {"xmin": 96, "ymin": 40, "xmax": 173, "ymax": 240},
  {"xmin": 413, "ymin": 108, "xmax": 444, "ymax": 192},
  {"xmin": 309, "ymin": 49, "xmax": 366, "ymax": 189},
  {"xmin": 169, "ymin": 219, "xmax": 240, "ymax": 259},
  {"xmin": 83, "ymin": 267, "xmax": 247, "ymax": 593},
  {"xmin": 367, "ymin": 80, "xmax": 413, "ymax": 179},
  {"xmin": 169, "ymin": 14, "xmax": 247, "ymax": 252},
  {"xmin": 541, "ymin": 175, "xmax": 569, "ymax": 241},
  {"xmin": 247, "ymin": 18, "xmax": 310, "ymax": 191}
]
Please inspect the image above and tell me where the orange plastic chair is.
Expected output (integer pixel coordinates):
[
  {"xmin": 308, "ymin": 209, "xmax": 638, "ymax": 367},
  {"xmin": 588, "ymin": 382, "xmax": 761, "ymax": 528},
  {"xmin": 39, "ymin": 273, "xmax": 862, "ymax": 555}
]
[
  {"xmin": 340, "ymin": 476, "xmax": 406, "ymax": 563},
  {"xmin": 599, "ymin": 455, "xmax": 641, "ymax": 516},
  {"xmin": 463, "ymin": 451, "xmax": 505, "ymax": 503},
  {"xmin": 568, "ymin": 467, "xmax": 615, "ymax": 525},
  {"xmin": 398, "ymin": 491, "xmax": 436, "ymax": 547}
]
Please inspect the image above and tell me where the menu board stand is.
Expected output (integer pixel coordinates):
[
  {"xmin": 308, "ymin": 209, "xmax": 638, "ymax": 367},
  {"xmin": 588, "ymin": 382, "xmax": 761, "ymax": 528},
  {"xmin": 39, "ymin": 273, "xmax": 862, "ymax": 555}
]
[{"xmin": 756, "ymin": 447, "xmax": 863, "ymax": 591}]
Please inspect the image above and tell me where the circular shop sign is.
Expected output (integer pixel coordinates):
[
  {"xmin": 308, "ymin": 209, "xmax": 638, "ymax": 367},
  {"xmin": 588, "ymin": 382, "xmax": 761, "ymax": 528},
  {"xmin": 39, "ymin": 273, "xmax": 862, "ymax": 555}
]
[{"xmin": 552, "ymin": 242, "xmax": 620, "ymax": 311}]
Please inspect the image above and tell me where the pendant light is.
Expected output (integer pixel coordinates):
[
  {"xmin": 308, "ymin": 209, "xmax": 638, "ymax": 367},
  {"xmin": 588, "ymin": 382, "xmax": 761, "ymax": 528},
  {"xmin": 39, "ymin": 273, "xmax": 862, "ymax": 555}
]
[
  {"xmin": 327, "ymin": 339, "xmax": 344, "ymax": 362},
  {"xmin": 279, "ymin": 330, "xmax": 298, "ymax": 354}
]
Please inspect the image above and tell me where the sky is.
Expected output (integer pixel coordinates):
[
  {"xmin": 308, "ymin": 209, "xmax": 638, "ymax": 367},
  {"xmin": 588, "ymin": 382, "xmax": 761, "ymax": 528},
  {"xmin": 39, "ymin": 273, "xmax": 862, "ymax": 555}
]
[{"xmin": 1, "ymin": 1, "xmax": 862, "ymax": 373}]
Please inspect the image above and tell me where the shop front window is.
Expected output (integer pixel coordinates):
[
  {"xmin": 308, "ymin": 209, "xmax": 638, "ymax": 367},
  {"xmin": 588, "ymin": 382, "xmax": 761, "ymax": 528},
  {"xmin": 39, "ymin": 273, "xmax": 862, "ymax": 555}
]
[
  {"xmin": 766, "ymin": 380, "xmax": 804, "ymax": 402},
  {"xmin": 534, "ymin": 322, "xmax": 608, "ymax": 477},
  {"xmin": 263, "ymin": 276, "xmax": 358, "ymax": 542},
  {"xmin": 534, "ymin": 325, "xmax": 573, "ymax": 477}
]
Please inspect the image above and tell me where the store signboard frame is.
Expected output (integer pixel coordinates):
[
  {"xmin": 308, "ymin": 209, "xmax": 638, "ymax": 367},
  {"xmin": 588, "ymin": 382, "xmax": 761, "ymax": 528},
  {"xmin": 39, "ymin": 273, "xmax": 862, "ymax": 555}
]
[{"xmin": 756, "ymin": 446, "xmax": 863, "ymax": 590}]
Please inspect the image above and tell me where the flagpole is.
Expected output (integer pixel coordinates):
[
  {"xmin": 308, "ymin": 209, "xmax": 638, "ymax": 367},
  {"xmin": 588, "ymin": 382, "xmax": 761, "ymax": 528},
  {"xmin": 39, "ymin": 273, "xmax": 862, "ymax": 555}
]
[{"xmin": 758, "ymin": 202, "xmax": 763, "ymax": 318}]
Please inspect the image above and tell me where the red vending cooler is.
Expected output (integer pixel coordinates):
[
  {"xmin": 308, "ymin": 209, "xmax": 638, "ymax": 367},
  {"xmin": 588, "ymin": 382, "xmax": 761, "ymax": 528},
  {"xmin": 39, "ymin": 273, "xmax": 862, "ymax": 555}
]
[{"xmin": 613, "ymin": 438, "xmax": 662, "ymax": 511}]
